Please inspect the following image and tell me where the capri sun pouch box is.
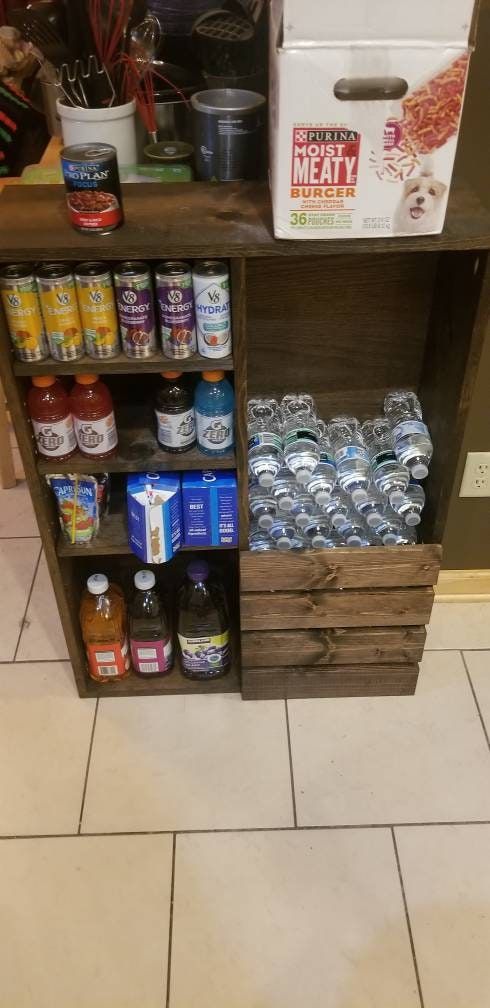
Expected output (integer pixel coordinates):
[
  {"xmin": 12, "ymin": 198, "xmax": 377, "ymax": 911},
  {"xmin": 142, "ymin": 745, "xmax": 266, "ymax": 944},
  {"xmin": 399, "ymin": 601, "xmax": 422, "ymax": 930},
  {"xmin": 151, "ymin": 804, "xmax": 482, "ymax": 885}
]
[
  {"xmin": 182, "ymin": 471, "xmax": 238, "ymax": 548},
  {"xmin": 127, "ymin": 473, "xmax": 182, "ymax": 564},
  {"xmin": 269, "ymin": 0, "xmax": 478, "ymax": 239}
]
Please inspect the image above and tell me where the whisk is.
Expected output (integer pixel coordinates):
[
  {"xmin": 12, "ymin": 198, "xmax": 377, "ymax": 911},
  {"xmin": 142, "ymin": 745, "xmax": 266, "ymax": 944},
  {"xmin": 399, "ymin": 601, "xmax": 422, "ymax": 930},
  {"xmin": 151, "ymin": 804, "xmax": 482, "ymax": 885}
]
[
  {"xmin": 120, "ymin": 53, "xmax": 190, "ymax": 143},
  {"xmin": 88, "ymin": 0, "xmax": 134, "ymax": 84}
]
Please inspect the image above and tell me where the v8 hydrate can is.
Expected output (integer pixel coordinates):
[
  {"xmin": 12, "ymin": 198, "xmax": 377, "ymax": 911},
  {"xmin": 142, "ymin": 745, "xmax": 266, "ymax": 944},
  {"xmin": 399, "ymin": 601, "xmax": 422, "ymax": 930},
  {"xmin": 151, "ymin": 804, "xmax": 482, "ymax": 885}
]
[
  {"xmin": 155, "ymin": 261, "xmax": 197, "ymax": 360},
  {"xmin": 192, "ymin": 260, "xmax": 232, "ymax": 359},
  {"xmin": 114, "ymin": 262, "xmax": 157, "ymax": 359},
  {"xmin": 61, "ymin": 143, "xmax": 123, "ymax": 234},
  {"xmin": 0, "ymin": 265, "xmax": 49, "ymax": 361},
  {"xmin": 36, "ymin": 264, "xmax": 84, "ymax": 361},
  {"xmin": 75, "ymin": 263, "xmax": 120, "ymax": 359}
]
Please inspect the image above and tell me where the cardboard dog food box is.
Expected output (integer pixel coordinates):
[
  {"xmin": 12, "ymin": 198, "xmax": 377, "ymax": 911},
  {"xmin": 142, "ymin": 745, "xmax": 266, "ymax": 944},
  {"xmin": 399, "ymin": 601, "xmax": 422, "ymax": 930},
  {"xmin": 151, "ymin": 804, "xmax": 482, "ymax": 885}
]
[
  {"xmin": 127, "ymin": 473, "xmax": 182, "ymax": 564},
  {"xmin": 269, "ymin": 0, "xmax": 478, "ymax": 239}
]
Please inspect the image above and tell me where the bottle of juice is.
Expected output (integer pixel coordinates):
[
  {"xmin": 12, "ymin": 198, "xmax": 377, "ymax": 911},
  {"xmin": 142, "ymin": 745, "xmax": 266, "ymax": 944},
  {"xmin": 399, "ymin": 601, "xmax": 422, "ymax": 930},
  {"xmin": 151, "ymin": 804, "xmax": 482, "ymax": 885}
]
[
  {"xmin": 69, "ymin": 374, "xmax": 118, "ymax": 459},
  {"xmin": 129, "ymin": 570, "xmax": 174, "ymax": 677},
  {"xmin": 155, "ymin": 371, "xmax": 196, "ymax": 453},
  {"xmin": 194, "ymin": 371, "xmax": 234, "ymax": 456},
  {"xmin": 27, "ymin": 375, "xmax": 77, "ymax": 461},
  {"xmin": 177, "ymin": 560, "xmax": 231, "ymax": 679},
  {"xmin": 79, "ymin": 574, "xmax": 130, "ymax": 683}
]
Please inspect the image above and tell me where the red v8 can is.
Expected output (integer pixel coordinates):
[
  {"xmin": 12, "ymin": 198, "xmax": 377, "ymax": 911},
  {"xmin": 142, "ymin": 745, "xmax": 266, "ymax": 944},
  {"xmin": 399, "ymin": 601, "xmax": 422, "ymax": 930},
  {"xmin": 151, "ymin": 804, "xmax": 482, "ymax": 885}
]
[{"xmin": 61, "ymin": 143, "xmax": 124, "ymax": 234}]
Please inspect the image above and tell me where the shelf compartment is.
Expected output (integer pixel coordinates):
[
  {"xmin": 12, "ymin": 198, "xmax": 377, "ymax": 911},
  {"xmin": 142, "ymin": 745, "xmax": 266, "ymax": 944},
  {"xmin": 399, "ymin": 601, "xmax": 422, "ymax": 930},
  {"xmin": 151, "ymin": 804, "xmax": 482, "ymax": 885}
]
[
  {"xmin": 83, "ymin": 655, "xmax": 241, "ymax": 698},
  {"xmin": 38, "ymin": 440, "xmax": 236, "ymax": 475},
  {"xmin": 14, "ymin": 351, "xmax": 234, "ymax": 377},
  {"xmin": 57, "ymin": 505, "xmax": 237, "ymax": 556}
]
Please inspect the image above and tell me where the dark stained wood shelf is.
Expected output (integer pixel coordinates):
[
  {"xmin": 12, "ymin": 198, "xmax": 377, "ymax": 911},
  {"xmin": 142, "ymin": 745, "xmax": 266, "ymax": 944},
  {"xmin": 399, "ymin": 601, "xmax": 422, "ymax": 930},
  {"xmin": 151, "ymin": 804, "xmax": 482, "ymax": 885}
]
[
  {"xmin": 57, "ymin": 505, "xmax": 237, "ymax": 556},
  {"xmin": 83, "ymin": 656, "xmax": 240, "ymax": 698},
  {"xmin": 37, "ymin": 438, "xmax": 236, "ymax": 475},
  {"xmin": 14, "ymin": 351, "xmax": 234, "ymax": 377}
]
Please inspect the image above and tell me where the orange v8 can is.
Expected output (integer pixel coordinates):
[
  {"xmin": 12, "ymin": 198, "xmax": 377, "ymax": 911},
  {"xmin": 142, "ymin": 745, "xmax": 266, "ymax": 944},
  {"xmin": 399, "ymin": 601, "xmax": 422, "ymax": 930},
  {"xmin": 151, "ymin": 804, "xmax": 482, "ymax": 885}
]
[
  {"xmin": 75, "ymin": 263, "xmax": 120, "ymax": 359},
  {"xmin": 36, "ymin": 264, "xmax": 84, "ymax": 361},
  {"xmin": 0, "ymin": 265, "xmax": 49, "ymax": 362}
]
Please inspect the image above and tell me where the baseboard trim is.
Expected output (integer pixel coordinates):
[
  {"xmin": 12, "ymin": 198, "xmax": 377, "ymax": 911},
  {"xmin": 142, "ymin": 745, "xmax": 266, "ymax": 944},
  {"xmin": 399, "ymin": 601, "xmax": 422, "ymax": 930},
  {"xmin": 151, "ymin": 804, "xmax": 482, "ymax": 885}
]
[{"xmin": 436, "ymin": 570, "xmax": 490, "ymax": 601}]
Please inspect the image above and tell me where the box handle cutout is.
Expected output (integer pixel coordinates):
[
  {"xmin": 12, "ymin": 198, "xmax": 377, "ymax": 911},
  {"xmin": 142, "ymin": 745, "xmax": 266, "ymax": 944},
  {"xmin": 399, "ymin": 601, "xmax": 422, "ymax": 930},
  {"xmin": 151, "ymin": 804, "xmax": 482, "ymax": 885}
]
[{"xmin": 334, "ymin": 77, "xmax": 408, "ymax": 101}]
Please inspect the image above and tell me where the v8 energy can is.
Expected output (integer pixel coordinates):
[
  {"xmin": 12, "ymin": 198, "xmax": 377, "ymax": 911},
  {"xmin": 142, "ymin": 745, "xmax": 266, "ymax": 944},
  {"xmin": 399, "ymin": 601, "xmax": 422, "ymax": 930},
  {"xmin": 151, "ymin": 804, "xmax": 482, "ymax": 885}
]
[
  {"xmin": 37, "ymin": 265, "xmax": 84, "ymax": 361},
  {"xmin": 155, "ymin": 261, "xmax": 197, "ymax": 360},
  {"xmin": 0, "ymin": 265, "xmax": 49, "ymax": 362},
  {"xmin": 114, "ymin": 262, "xmax": 157, "ymax": 359},
  {"xmin": 192, "ymin": 260, "xmax": 232, "ymax": 359},
  {"xmin": 75, "ymin": 263, "xmax": 120, "ymax": 359}
]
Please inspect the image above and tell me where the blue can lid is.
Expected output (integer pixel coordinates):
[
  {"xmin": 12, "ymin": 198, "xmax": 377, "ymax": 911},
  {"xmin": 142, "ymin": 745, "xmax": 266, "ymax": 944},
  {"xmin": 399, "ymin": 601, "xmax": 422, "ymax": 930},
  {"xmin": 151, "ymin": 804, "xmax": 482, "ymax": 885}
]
[{"xmin": 187, "ymin": 560, "xmax": 210, "ymax": 583}]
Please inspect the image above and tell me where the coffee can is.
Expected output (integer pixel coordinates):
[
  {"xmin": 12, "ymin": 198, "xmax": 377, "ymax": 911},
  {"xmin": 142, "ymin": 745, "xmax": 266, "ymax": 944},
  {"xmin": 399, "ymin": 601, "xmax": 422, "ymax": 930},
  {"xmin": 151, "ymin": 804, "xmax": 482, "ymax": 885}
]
[
  {"xmin": 155, "ymin": 261, "xmax": 197, "ymax": 359},
  {"xmin": 0, "ymin": 264, "xmax": 49, "ymax": 361},
  {"xmin": 114, "ymin": 262, "xmax": 157, "ymax": 358},
  {"xmin": 192, "ymin": 260, "xmax": 232, "ymax": 358},
  {"xmin": 75, "ymin": 262, "xmax": 120, "ymax": 359},
  {"xmin": 36, "ymin": 264, "xmax": 84, "ymax": 361},
  {"xmin": 61, "ymin": 143, "xmax": 123, "ymax": 234}
]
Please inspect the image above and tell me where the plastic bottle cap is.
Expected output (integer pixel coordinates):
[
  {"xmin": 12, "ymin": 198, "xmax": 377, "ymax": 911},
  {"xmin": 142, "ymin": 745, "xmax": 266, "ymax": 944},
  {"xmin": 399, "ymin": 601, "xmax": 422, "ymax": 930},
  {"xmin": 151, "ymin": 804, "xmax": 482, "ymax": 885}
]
[
  {"xmin": 32, "ymin": 375, "xmax": 56, "ymax": 387},
  {"xmin": 315, "ymin": 490, "xmax": 331, "ymax": 506},
  {"xmin": 258, "ymin": 514, "xmax": 274, "ymax": 531},
  {"xmin": 367, "ymin": 512, "xmax": 382, "ymax": 529},
  {"xmin": 412, "ymin": 463, "xmax": 428, "ymax": 480},
  {"xmin": 161, "ymin": 371, "xmax": 182, "ymax": 379},
  {"xmin": 76, "ymin": 374, "xmax": 99, "ymax": 384},
  {"xmin": 202, "ymin": 371, "xmax": 224, "ymax": 382},
  {"xmin": 187, "ymin": 560, "xmax": 210, "ymax": 582},
  {"xmin": 296, "ymin": 513, "xmax": 310, "ymax": 530},
  {"xmin": 296, "ymin": 469, "xmax": 311, "ymax": 485},
  {"xmin": 332, "ymin": 514, "xmax": 345, "ymax": 529},
  {"xmin": 87, "ymin": 574, "xmax": 109, "ymax": 595},
  {"xmin": 406, "ymin": 513, "xmax": 421, "ymax": 527},
  {"xmin": 134, "ymin": 570, "xmax": 156, "ymax": 590},
  {"xmin": 352, "ymin": 488, "xmax": 368, "ymax": 504},
  {"xmin": 389, "ymin": 490, "xmax": 405, "ymax": 506},
  {"xmin": 258, "ymin": 472, "xmax": 275, "ymax": 488},
  {"xmin": 279, "ymin": 495, "xmax": 293, "ymax": 511},
  {"xmin": 276, "ymin": 536, "xmax": 292, "ymax": 550},
  {"xmin": 312, "ymin": 534, "xmax": 327, "ymax": 549},
  {"xmin": 347, "ymin": 534, "xmax": 362, "ymax": 547},
  {"xmin": 383, "ymin": 532, "xmax": 398, "ymax": 545}
]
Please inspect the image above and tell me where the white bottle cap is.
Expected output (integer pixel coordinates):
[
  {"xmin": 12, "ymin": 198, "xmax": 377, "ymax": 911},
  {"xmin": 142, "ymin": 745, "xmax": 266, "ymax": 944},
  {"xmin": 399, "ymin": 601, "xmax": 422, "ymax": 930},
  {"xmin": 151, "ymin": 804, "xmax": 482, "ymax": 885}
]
[
  {"xmin": 134, "ymin": 570, "xmax": 156, "ymax": 590},
  {"xmin": 405, "ymin": 513, "xmax": 421, "ymax": 527},
  {"xmin": 351, "ymin": 488, "xmax": 368, "ymax": 504},
  {"xmin": 258, "ymin": 514, "xmax": 274, "ymax": 531},
  {"xmin": 367, "ymin": 511, "xmax": 383, "ymax": 529},
  {"xmin": 383, "ymin": 532, "xmax": 398, "ymax": 545},
  {"xmin": 332, "ymin": 514, "xmax": 345, "ymax": 529},
  {"xmin": 276, "ymin": 536, "xmax": 292, "ymax": 550},
  {"xmin": 347, "ymin": 534, "xmax": 362, "ymax": 546},
  {"xmin": 312, "ymin": 534, "xmax": 327, "ymax": 548},
  {"xmin": 87, "ymin": 574, "xmax": 109, "ymax": 595},
  {"xmin": 296, "ymin": 513, "xmax": 310, "ymax": 530},
  {"xmin": 258, "ymin": 471, "xmax": 275, "ymax": 488},
  {"xmin": 296, "ymin": 468, "xmax": 311, "ymax": 485},
  {"xmin": 389, "ymin": 489, "xmax": 405, "ymax": 506},
  {"xmin": 412, "ymin": 462, "xmax": 428, "ymax": 480},
  {"xmin": 315, "ymin": 489, "xmax": 331, "ymax": 506},
  {"xmin": 279, "ymin": 495, "xmax": 294, "ymax": 511}
]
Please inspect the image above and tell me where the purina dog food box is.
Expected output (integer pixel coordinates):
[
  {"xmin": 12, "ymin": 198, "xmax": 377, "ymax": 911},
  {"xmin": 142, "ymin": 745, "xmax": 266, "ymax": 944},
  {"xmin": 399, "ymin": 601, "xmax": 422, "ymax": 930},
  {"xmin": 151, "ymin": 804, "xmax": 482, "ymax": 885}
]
[
  {"xmin": 127, "ymin": 473, "xmax": 182, "ymax": 564},
  {"xmin": 182, "ymin": 471, "xmax": 238, "ymax": 548},
  {"xmin": 269, "ymin": 0, "xmax": 478, "ymax": 239}
]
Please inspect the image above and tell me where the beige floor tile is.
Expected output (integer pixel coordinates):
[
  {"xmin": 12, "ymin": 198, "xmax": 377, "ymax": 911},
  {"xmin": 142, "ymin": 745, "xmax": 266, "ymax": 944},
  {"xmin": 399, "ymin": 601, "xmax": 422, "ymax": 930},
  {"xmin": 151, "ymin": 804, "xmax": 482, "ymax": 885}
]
[
  {"xmin": 426, "ymin": 601, "xmax": 490, "ymax": 649},
  {"xmin": 82, "ymin": 694, "xmax": 293, "ymax": 832},
  {"xmin": 0, "ymin": 480, "xmax": 39, "ymax": 537},
  {"xmin": 288, "ymin": 651, "xmax": 490, "ymax": 826},
  {"xmin": 170, "ymin": 829, "xmax": 419, "ymax": 1008},
  {"xmin": 0, "ymin": 662, "xmax": 95, "ymax": 835},
  {"xmin": 463, "ymin": 650, "xmax": 490, "ymax": 737},
  {"xmin": 396, "ymin": 824, "xmax": 490, "ymax": 1008},
  {"xmin": 0, "ymin": 538, "xmax": 40, "ymax": 660},
  {"xmin": 16, "ymin": 552, "xmax": 69, "ymax": 661},
  {"xmin": 0, "ymin": 834, "xmax": 172, "ymax": 1008}
]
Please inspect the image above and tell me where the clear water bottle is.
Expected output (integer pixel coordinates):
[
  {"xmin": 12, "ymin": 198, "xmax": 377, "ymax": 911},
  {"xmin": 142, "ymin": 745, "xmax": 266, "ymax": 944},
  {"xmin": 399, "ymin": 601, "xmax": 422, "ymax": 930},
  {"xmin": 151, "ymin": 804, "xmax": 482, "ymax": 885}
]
[
  {"xmin": 391, "ymin": 482, "xmax": 425, "ymax": 526},
  {"xmin": 328, "ymin": 416, "xmax": 370, "ymax": 501},
  {"xmin": 361, "ymin": 417, "xmax": 410, "ymax": 498},
  {"xmin": 290, "ymin": 492, "xmax": 316, "ymax": 530},
  {"xmin": 352, "ymin": 483, "xmax": 385, "ymax": 529},
  {"xmin": 247, "ymin": 398, "xmax": 283, "ymax": 487},
  {"xmin": 271, "ymin": 467, "xmax": 298, "ymax": 512},
  {"xmin": 249, "ymin": 524, "xmax": 274, "ymax": 551},
  {"xmin": 269, "ymin": 519, "xmax": 301, "ymax": 551},
  {"xmin": 281, "ymin": 393, "xmax": 321, "ymax": 484},
  {"xmin": 249, "ymin": 484, "xmax": 278, "ymax": 531},
  {"xmin": 370, "ymin": 505, "xmax": 415, "ymax": 545},
  {"xmin": 304, "ymin": 420, "xmax": 337, "ymax": 505},
  {"xmin": 303, "ymin": 516, "xmax": 334, "ymax": 549},
  {"xmin": 384, "ymin": 390, "xmax": 433, "ymax": 480},
  {"xmin": 335, "ymin": 517, "xmax": 366, "ymax": 547},
  {"xmin": 320, "ymin": 486, "xmax": 351, "ymax": 529}
]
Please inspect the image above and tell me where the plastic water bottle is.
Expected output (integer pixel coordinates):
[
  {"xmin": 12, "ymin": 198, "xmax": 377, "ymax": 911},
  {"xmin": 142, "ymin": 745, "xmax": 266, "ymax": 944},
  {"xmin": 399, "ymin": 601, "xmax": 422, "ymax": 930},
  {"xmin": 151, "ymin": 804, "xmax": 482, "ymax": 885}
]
[
  {"xmin": 304, "ymin": 420, "xmax": 336, "ymax": 505},
  {"xmin": 247, "ymin": 398, "xmax": 283, "ymax": 487},
  {"xmin": 352, "ymin": 483, "xmax": 385, "ymax": 529},
  {"xmin": 361, "ymin": 417, "xmax": 410, "ymax": 498},
  {"xmin": 271, "ymin": 467, "xmax": 298, "ymax": 512},
  {"xmin": 335, "ymin": 517, "xmax": 366, "ymax": 547},
  {"xmin": 391, "ymin": 482, "xmax": 425, "ymax": 526},
  {"xmin": 281, "ymin": 393, "xmax": 321, "ymax": 484},
  {"xmin": 249, "ymin": 524, "xmax": 274, "ymax": 551},
  {"xmin": 303, "ymin": 516, "xmax": 334, "ymax": 549},
  {"xmin": 249, "ymin": 484, "xmax": 278, "ymax": 531},
  {"xmin": 320, "ymin": 487, "xmax": 351, "ymax": 529},
  {"xmin": 290, "ymin": 492, "xmax": 316, "ymax": 530},
  {"xmin": 384, "ymin": 390, "xmax": 433, "ymax": 479},
  {"xmin": 269, "ymin": 519, "xmax": 301, "ymax": 551},
  {"xmin": 370, "ymin": 505, "xmax": 415, "ymax": 545},
  {"xmin": 328, "ymin": 416, "xmax": 370, "ymax": 501}
]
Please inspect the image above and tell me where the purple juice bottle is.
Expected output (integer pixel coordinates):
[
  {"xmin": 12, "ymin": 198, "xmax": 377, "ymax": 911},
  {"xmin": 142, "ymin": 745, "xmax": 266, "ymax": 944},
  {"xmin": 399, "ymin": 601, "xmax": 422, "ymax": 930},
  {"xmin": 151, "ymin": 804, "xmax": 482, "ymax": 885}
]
[{"xmin": 177, "ymin": 560, "xmax": 231, "ymax": 680}]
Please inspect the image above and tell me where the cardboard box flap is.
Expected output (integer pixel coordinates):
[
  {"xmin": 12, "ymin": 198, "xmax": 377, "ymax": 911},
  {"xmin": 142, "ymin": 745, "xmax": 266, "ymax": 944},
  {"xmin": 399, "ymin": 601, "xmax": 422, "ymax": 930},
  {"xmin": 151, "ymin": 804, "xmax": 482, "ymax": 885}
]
[{"xmin": 281, "ymin": 0, "xmax": 476, "ymax": 47}]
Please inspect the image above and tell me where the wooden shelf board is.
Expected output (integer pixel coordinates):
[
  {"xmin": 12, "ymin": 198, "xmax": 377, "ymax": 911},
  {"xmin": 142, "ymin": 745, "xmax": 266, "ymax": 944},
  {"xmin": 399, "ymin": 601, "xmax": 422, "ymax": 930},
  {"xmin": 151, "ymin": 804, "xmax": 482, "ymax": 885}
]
[
  {"xmin": 57, "ymin": 506, "xmax": 237, "ymax": 556},
  {"xmin": 82, "ymin": 657, "xmax": 240, "ymax": 698},
  {"xmin": 37, "ymin": 439, "xmax": 236, "ymax": 475},
  {"xmin": 14, "ymin": 352, "xmax": 234, "ymax": 377}
]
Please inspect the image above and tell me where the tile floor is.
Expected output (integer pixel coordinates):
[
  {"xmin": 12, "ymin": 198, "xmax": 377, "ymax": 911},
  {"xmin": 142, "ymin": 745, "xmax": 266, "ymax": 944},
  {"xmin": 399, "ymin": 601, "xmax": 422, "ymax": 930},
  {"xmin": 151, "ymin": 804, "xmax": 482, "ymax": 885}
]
[{"xmin": 2, "ymin": 480, "xmax": 490, "ymax": 1007}]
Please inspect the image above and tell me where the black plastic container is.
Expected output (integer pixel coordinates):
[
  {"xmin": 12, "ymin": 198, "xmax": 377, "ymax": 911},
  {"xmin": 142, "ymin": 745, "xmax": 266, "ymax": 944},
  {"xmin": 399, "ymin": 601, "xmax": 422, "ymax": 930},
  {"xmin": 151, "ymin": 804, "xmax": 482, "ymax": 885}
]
[{"xmin": 191, "ymin": 88, "xmax": 266, "ymax": 181}]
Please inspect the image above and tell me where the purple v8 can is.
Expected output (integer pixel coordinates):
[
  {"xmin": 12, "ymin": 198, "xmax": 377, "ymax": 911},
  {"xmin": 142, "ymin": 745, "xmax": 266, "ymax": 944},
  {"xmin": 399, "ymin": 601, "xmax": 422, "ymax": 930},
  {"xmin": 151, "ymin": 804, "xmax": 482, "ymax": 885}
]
[
  {"xmin": 155, "ymin": 262, "xmax": 197, "ymax": 360},
  {"xmin": 114, "ymin": 262, "xmax": 156, "ymax": 358}
]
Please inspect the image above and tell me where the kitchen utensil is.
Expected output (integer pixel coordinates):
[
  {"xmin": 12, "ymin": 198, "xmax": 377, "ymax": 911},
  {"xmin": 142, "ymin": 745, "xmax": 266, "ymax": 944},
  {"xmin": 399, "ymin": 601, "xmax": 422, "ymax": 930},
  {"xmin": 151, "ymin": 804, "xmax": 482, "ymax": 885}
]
[
  {"xmin": 57, "ymin": 96, "xmax": 138, "ymax": 163},
  {"xmin": 58, "ymin": 59, "xmax": 87, "ymax": 107},
  {"xmin": 82, "ymin": 54, "xmax": 116, "ymax": 108},
  {"xmin": 192, "ymin": 8, "xmax": 255, "ymax": 77},
  {"xmin": 130, "ymin": 12, "xmax": 162, "ymax": 80}
]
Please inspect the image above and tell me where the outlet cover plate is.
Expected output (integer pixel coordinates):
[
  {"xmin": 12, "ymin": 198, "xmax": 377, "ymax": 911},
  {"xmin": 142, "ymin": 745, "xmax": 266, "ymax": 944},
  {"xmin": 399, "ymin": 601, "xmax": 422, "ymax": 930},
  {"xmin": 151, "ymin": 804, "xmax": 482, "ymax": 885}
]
[{"xmin": 459, "ymin": 451, "xmax": 490, "ymax": 497}]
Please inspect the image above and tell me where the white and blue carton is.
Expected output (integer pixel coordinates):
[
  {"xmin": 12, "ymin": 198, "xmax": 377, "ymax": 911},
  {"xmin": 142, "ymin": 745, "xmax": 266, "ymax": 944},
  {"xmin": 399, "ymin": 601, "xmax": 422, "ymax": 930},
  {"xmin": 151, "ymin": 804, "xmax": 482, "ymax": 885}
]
[
  {"xmin": 127, "ymin": 473, "xmax": 182, "ymax": 564},
  {"xmin": 182, "ymin": 471, "xmax": 238, "ymax": 548}
]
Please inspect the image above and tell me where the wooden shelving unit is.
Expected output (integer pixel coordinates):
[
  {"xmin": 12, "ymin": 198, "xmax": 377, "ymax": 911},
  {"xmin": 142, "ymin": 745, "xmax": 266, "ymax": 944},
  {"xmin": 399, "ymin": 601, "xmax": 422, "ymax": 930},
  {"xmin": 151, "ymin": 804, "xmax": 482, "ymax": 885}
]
[{"xmin": 0, "ymin": 180, "xmax": 489, "ymax": 699}]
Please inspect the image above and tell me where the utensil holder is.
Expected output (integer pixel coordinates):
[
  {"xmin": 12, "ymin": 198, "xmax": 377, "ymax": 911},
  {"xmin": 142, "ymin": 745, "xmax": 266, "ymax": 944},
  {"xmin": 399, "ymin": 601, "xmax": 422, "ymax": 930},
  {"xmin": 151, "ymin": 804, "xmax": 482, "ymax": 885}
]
[{"xmin": 56, "ymin": 99, "xmax": 138, "ymax": 165}]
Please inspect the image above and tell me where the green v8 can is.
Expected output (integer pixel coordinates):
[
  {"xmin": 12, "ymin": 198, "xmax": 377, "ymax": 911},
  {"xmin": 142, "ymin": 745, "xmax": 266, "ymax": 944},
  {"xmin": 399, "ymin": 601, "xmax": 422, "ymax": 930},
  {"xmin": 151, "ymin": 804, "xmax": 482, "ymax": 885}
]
[
  {"xmin": 192, "ymin": 260, "xmax": 232, "ymax": 359},
  {"xmin": 75, "ymin": 263, "xmax": 120, "ymax": 359},
  {"xmin": 0, "ymin": 264, "xmax": 49, "ymax": 361}
]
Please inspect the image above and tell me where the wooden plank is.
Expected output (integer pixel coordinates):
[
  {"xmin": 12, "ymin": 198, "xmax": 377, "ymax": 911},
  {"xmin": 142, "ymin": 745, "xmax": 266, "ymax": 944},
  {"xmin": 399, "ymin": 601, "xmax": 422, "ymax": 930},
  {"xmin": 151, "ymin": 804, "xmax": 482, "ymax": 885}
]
[
  {"xmin": 241, "ymin": 664, "xmax": 419, "ymax": 700},
  {"xmin": 0, "ymin": 178, "xmax": 489, "ymax": 262},
  {"xmin": 84, "ymin": 657, "xmax": 241, "ymax": 698},
  {"xmin": 14, "ymin": 351, "xmax": 234, "ymax": 377},
  {"xmin": 241, "ymin": 587, "xmax": 434, "ymax": 629},
  {"xmin": 241, "ymin": 625, "xmax": 426, "ymax": 667},
  {"xmin": 230, "ymin": 258, "xmax": 249, "ymax": 549},
  {"xmin": 436, "ymin": 568, "xmax": 490, "ymax": 599},
  {"xmin": 240, "ymin": 545, "xmax": 441, "ymax": 591},
  {"xmin": 37, "ymin": 435, "xmax": 236, "ymax": 475},
  {"xmin": 0, "ymin": 381, "xmax": 16, "ymax": 488}
]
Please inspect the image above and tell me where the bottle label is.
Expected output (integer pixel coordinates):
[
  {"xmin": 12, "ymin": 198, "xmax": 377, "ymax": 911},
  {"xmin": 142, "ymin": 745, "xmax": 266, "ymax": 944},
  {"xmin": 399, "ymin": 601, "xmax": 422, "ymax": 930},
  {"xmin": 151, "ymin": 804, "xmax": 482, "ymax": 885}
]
[
  {"xmin": 373, "ymin": 450, "xmax": 397, "ymax": 468},
  {"xmin": 336, "ymin": 445, "xmax": 369, "ymax": 464},
  {"xmin": 196, "ymin": 410, "xmax": 233, "ymax": 451},
  {"xmin": 87, "ymin": 638, "xmax": 129, "ymax": 680},
  {"xmin": 178, "ymin": 631, "xmax": 230, "ymax": 674},
  {"xmin": 248, "ymin": 432, "xmax": 282, "ymax": 452},
  {"xmin": 130, "ymin": 637, "xmax": 173, "ymax": 675},
  {"xmin": 393, "ymin": 420, "xmax": 429, "ymax": 438},
  {"xmin": 156, "ymin": 275, "xmax": 196, "ymax": 358},
  {"xmin": 32, "ymin": 416, "xmax": 76, "ymax": 457},
  {"xmin": 319, "ymin": 451, "xmax": 335, "ymax": 466},
  {"xmin": 155, "ymin": 407, "xmax": 196, "ymax": 449},
  {"xmin": 194, "ymin": 276, "xmax": 231, "ymax": 357},
  {"xmin": 74, "ymin": 412, "xmax": 118, "ymax": 455},
  {"xmin": 284, "ymin": 427, "xmax": 319, "ymax": 447}
]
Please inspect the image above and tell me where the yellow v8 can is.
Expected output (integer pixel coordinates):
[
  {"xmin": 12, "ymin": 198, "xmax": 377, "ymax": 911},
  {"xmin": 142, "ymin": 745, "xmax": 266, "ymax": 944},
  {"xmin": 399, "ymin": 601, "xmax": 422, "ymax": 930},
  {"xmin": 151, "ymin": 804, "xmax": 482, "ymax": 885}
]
[
  {"xmin": 36, "ymin": 264, "xmax": 84, "ymax": 361},
  {"xmin": 75, "ymin": 262, "xmax": 120, "ymax": 359},
  {"xmin": 0, "ymin": 265, "xmax": 49, "ymax": 362}
]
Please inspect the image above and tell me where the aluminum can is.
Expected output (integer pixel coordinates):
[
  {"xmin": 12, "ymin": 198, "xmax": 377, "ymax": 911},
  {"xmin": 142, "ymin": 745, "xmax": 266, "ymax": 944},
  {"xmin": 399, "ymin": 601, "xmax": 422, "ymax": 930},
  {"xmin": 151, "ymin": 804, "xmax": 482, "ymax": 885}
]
[
  {"xmin": 61, "ymin": 143, "xmax": 123, "ymax": 234},
  {"xmin": 114, "ymin": 262, "xmax": 157, "ymax": 359},
  {"xmin": 192, "ymin": 260, "xmax": 232, "ymax": 358},
  {"xmin": 36, "ymin": 264, "xmax": 84, "ymax": 361},
  {"xmin": 0, "ymin": 264, "xmax": 49, "ymax": 361},
  {"xmin": 155, "ymin": 261, "xmax": 197, "ymax": 359},
  {"xmin": 75, "ymin": 262, "xmax": 120, "ymax": 359}
]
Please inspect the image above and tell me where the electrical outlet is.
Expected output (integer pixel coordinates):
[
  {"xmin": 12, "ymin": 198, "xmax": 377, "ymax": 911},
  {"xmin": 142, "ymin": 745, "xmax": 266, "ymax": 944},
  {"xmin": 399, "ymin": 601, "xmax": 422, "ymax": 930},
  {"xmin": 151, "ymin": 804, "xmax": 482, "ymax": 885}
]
[{"xmin": 459, "ymin": 452, "xmax": 490, "ymax": 497}]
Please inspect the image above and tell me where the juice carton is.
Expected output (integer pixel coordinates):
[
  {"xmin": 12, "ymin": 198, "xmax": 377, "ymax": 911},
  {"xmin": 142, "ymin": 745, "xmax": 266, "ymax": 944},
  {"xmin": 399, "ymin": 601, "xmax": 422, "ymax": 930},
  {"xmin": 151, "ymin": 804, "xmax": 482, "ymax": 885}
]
[
  {"xmin": 182, "ymin": 471, "xmax": 238, "ymax": 548},
  {"xmin": 127, "ymin": 473, "xmax": 182, "ymax": 564}
]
